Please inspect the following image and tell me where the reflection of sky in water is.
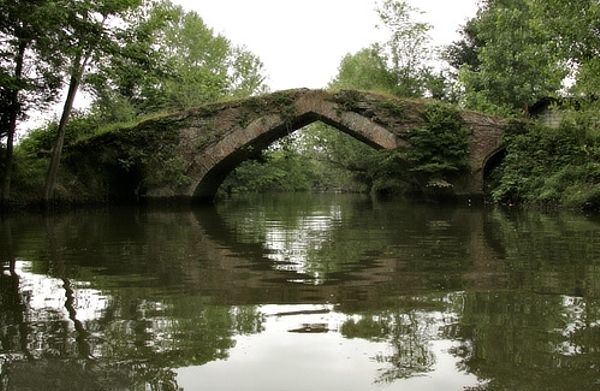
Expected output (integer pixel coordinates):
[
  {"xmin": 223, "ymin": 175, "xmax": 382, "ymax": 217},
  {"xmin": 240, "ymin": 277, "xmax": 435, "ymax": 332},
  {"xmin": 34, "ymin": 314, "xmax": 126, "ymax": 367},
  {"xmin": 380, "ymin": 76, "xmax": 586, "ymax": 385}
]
[
  {"xmin": 9, "ymin": 260, "xmax": 108, "ymax": 324},
  {"xmin": 177, "ymin": 303, "xmax": 480, "ymax": 391},
  {"xmin": 4, "ymin": 262, "xmax": 484, "ymax": 389},
  {"xmin": 4, "ymin": 261, "xmax": 181, "ymax": 358},
  {"xmin": 263, "ymin": 206, "xmax": 343, "ymax": 283},
  {"xmin": 557, "ymin": 295, "xmax": 597, "ymax": 356}
]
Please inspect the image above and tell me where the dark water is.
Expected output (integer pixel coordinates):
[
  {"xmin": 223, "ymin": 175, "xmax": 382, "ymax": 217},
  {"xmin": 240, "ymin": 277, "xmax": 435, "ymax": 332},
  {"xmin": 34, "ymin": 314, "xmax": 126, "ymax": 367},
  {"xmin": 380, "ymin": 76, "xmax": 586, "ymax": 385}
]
[{"xmin": 1, "ymin": 193, "xmax": 599, "ymax": 391}]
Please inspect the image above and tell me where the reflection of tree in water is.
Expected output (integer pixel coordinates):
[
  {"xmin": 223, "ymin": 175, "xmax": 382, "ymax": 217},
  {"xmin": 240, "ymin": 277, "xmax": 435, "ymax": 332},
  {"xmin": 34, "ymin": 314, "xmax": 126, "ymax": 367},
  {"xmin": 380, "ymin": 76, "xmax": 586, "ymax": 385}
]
[
  {"xmin": 1, "ymin": 269, "xmax": 264, "ymax": 390},
  {"xmin": 454, "ymin": 292, "xmax": 600, "ymax": 391},
  {"xmin": 371, "ymin": 310, "xmax": 436, "ymax": 383},
  {"xmin": 0, "ymin": 214, "xmax": 265, "ymax": 390},
  {"xmin": 341, "ymin": 294, "xmax": 461, "ymax": 383},
  {"xmin": 1, "ymin": 219, "xmax": 34, "ymax": 366},
  {"xmin": 486, "ymin": 209, "xmax": 600, "ymax": 297},
  {"xmin": 338, "ymin": 287, "xmax": 600, "ymax": 389},
  {"xmin": 452, "ymin": 209, "xmax": 600, "ymax": 390}
]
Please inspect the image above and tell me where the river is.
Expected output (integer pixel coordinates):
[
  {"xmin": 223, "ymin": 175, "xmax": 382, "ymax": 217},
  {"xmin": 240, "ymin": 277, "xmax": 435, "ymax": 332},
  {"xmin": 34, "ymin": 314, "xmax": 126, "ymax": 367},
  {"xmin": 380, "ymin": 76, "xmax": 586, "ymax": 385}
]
[{"xmin": 1, "ymin": 193, "xmax": 599, "ymax": 390}]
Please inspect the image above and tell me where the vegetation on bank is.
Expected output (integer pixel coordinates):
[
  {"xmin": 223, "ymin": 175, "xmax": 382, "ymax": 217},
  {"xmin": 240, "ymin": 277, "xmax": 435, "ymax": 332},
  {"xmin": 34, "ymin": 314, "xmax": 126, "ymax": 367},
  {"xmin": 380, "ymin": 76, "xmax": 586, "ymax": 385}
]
[
  {"xmin": 0, "ymin": 0, "xmax": 266, "ymax": 205},
  {"xmin": 1, "ymin": 0, "xmax": 599, "ymax": 209},
  {"xmin": 491, "ymin": 116, "xmax": 600, "ymax": 209}
]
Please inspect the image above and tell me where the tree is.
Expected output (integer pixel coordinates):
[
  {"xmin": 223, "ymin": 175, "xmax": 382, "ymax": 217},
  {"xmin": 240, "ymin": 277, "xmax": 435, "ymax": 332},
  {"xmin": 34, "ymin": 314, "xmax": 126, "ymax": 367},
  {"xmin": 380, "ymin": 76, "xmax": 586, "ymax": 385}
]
[
  {"xmin": 85, "ymin": 0, "xmax": 178, "ymax": 123},
  {"xmin": 44, "ymin": 0, "xmax": 144, "ymax": 203},
  {"xmin": 531, "ymin": 0, "xmax": 600, "ymax": 100},
  {"xmin": 0, "ymin": 21, "xmax": 27, "ymax": 204},
  {"xmin": 332, "ymin": 0, "xmax": 454, "ymax": 100},
  {"xmin": 0, "ymin": 0, "xmax": 62, "ymax": 204},
  {"xmin": 443, "ymin": 18, "xmax": 483, "ymax": 73},
  {"xmin": 455, "ymin": 0, "xmax": 567, "ymax": 114},
  {"xmin": 375, "ymin": 0, "xmax": 433, "ymax": 97},
  {"xmin": 330, "ymin": 46, "xmax": 398, "ymax": 94},
  {"xmin": 90, "ymin": 1, "xmax": 267, "ymax": 117}
]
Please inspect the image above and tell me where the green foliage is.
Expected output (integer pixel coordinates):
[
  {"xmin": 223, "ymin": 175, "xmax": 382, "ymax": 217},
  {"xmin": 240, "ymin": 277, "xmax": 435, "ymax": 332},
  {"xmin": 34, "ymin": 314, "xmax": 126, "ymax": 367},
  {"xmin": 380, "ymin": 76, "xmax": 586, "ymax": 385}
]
[
  {"xmin": 376, "ymin": 100, "xmax": 406, "ymax": 118},
  {"xmin": 0, "ymin": 0, "xmax": 65, "ymax": 124},
  {"xmin": 358, "ymin": 148, "xmax": 412, "ymax": 196},
  {"xmin": 224, "ymin": 102, "xmax": 470, "ymax": 199},
  {"xmin": 446, "ymin": 0, "xmax": 600, "ymax": 116},
  {"xmin": 330, "ymin": 46, "xmax": 399, "ymax": 94},
  {"xmin": 453, "ymin": 0, "xmax": 567, "ymax": 114},
  {"xmin": 364, "ymin": 103, "xmax": 470, "ymax": 195},
  {"xmin": 18, "ymin": 112, "xmax": 102, "ymax": 154},
  {"xmin": 8, "ymin": 111, "xmax": 110, "ymax": 203},
  {"xmin": 7, "ymin": 149, "xmax": 48, "ymax": 202},
  {"xmin": 443, "ymin": 18, "xmax": 482, "ymax": 73},
  {"xmin": 90, "ymin": 1, "xmax": 267, "ymax": 116},
  {"xmin": 375, "ymin": 0, "xmax": 433, "ymax": 97},
  {"xmin": 221, "ymin": 124, "xmax": 365, "ymax": 195},
  {"xmin": 531, "ymin": 0, "xmax": 600, "ymax": 97},
  {"xmin": 221, "ymin": 150, "xmax": 313, "ymax": 194},
  {"xmin": 406, "ymin": 103, "xmax": 470, "ymax": 177},
  {"xmin": 76, "ymin": 116, "xmax": 193, "ymax": 192},
  {"xmin": 330, "ymin": 0, "xmax": 457, "ymax": 101},
  {"xmin": 490, "ymin": 119, "xmax": 600, "ymax": 208}
]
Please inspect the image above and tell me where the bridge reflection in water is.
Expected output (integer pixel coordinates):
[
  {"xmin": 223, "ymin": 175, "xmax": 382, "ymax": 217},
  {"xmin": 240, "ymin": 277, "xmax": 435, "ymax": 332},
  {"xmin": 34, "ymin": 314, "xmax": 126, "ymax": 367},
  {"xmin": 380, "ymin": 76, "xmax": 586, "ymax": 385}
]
[{"xmin": 1, "ymin": 194, "xmax": 599, "ymax": 390}]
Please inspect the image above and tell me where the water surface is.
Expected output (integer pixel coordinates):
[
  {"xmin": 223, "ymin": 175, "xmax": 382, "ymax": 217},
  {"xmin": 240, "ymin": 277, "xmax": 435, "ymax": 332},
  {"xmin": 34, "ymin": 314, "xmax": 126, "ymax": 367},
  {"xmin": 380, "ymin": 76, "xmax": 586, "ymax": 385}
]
[{"xmin": 1, "ymin": 194, "xmax": 599, "ymax": 390}]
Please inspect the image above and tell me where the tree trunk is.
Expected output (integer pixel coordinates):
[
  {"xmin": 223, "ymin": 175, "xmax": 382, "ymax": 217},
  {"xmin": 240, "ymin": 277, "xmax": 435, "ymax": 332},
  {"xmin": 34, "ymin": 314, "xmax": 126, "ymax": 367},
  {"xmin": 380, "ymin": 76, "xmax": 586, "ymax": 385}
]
[
  {"xmin": 1, "ymin": 40, "xmax": 27, "ymax": 205},
  {"xmin": 43, "ymin": 52, "xmax": 90, "ymax": 204}
]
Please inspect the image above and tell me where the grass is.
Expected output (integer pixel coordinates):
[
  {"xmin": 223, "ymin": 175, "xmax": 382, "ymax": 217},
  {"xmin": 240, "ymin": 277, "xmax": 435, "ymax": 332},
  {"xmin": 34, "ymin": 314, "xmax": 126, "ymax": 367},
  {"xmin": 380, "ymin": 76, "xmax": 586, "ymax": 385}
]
[{"xmin": 73, "ymin": 110, "xmax": 178, "ymax": 144}]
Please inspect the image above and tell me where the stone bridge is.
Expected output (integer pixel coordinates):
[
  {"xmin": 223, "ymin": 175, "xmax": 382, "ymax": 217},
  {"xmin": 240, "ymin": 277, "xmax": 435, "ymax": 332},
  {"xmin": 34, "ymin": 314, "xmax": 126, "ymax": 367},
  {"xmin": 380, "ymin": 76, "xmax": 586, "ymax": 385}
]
[{"xmin": 71, "ymin": 89, "xmax": 508, "ymax": 202}]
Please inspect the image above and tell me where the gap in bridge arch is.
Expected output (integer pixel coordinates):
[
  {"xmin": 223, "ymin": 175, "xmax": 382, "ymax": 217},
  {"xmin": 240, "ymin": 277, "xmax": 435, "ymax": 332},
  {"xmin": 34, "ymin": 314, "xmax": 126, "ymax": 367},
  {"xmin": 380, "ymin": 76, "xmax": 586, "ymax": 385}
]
[
  {"xmin": 216, "ymin": 121, "xmax": 378, "ymax": 199},
  {"xmin": 482, "ymin": 147, "xmax": 507, "ymax": 197}
]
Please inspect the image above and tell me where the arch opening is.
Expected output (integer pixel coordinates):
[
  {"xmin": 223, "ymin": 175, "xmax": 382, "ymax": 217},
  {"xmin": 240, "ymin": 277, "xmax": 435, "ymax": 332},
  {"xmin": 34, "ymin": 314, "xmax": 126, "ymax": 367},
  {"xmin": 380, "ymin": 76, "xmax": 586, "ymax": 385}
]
[
  {"xmin": 193, "ymin": 112, "xmax": 388, "ymax": 202},
  {"xmin": 482, "ymin": 146, "xmax": 506, "ymax": 196}
]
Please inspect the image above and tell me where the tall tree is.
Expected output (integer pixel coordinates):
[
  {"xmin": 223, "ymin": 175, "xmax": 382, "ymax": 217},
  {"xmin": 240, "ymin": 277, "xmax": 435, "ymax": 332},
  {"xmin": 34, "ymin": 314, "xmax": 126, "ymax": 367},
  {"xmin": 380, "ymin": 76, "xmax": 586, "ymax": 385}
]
[
  {"xmin": 455, "ymin": 0, "xmax": 567, "ymax": 114},
  {"xmin": 332, "ymin": 0, "xmax": 451, "ymax": 100},
  {"xmin": 375, "ymin": 0, "xmax": 433, "ymax": 97},
  {"xmin": 0, "ymin": 27, "xmax": 27, "ymax": 205},
  {"xmin": 85, "ymin": 0, "xmax": 177, "ymax": 123},
  {"xmin": 0, "ymin": 0, "xmax": 62, "ymax": 204},
  {"xmin": 443, "ymin": 18, "xmax": 484, "ymax": 76},
  {"xmin": 44, "ymin": 0, "xmax": 143, "ymax": 203},
  {"xmin": 90, "ymin": 1, "xmax": 267, "ymax": 118},
  {"xmin": 531, "ymin": 0, "xmax": 600, "ymax": 100}
]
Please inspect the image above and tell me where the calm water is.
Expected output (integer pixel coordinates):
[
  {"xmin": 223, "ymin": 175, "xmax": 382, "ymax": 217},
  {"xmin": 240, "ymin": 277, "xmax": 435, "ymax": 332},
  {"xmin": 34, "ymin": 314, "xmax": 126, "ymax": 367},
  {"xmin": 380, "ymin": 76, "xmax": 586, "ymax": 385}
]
[{"xmin": 1, "ymin": 194, "xmax": 599, "ymax": 391}]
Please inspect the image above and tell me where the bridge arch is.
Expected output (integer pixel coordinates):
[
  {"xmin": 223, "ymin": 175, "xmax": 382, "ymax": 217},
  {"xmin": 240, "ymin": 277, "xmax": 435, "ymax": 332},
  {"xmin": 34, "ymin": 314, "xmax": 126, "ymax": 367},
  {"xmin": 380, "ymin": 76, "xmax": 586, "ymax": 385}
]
[
  {"xmin": 481, "ymin": 145, "xmax": 507, "ymax": 192},
  {"xmin": 186, "ymin": 93, "xmax": 403, "ymax": 201}
]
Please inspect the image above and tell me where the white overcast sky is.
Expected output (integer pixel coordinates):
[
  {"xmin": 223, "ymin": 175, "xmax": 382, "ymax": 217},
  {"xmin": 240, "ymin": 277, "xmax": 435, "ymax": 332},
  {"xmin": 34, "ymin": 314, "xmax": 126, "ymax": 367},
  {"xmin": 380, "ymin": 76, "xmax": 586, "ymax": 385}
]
[{"xmin": 173, "ymin": 0, "xmax": 479, "ymax": 91}]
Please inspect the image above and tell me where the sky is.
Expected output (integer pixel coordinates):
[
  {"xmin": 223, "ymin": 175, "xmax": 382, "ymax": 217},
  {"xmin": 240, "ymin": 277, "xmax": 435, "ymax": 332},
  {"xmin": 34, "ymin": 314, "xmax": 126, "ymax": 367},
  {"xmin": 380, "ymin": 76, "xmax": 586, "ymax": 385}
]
[
  {"xmin": 19, "ymin": 0, "xmax": 478, "ymax": 135},
  {"xmin": 173, "ymin": 0, "xmax": 479, "ymax": 91}
]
